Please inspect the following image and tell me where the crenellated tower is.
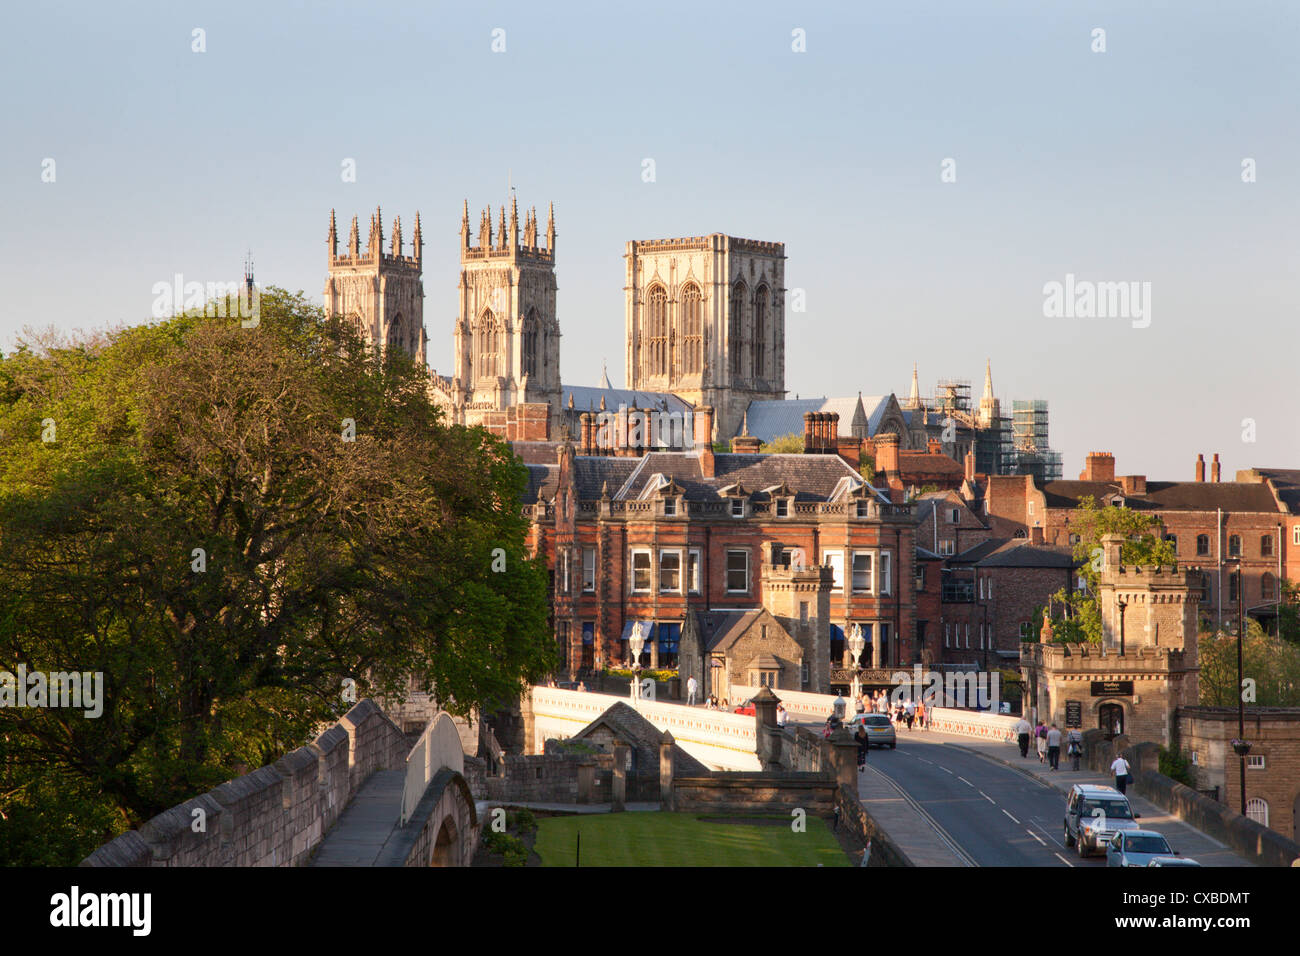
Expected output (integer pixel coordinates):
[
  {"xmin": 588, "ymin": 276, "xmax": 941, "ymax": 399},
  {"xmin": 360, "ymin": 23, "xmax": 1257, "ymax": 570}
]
[
  {"xmin": 323, "ymin": 206, "xmax": 428, "ymax": 363},
  {"xmin": 447, "ymin": 197, "xmax": 561, "ymax": 429}
]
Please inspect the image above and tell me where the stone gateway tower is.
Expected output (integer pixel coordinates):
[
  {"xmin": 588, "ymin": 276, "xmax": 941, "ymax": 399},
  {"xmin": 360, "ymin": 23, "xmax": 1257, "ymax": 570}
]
[
  {"xmin": 445, "ymin": 198, "xmax": 562, "ymax": 430},
  {"xmin": 624, "ymin": 235, "xmax": 786, "ymax": 441},
  {"xmin": 323, "ymin": 207, "xmax": 428, "ymax": 363}
]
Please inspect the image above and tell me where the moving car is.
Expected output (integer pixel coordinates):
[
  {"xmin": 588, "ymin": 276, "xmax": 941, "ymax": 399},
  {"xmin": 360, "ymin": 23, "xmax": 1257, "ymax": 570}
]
[
  {"xmin": 845, "ymin": 712, "xmax": 896, "ymax": 749},
  {"xmin": 733, "ymin": 699, "xmax": 756, "ymax": 716},
  {"xmin": 1106, "ymin": 830, "xmax": 1178, "ymax": 867},
  {"xmin": 1063, "ymin": 784, "xmax": 1143, "ymax": 857},
  {"xmin": 1147, "ymin": 856, "xmax": 1202, "ymax": 867}
]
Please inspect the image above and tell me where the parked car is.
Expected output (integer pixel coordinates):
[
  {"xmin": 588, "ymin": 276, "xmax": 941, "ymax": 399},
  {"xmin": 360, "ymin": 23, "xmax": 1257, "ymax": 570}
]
[
  {"xmin": 733, "ymin": 699, "xmax": 756, "ymax": 716},
  {"xmin": 845, "ymin": 713, "xmax": 896, "ymax": 749},
  {"xmin": 1063, "ymin": 784, "xmax": 1143, "ymax": 857},
  {"xmin": 1106, "ymin": 830, "xmax": 1178, "ymax": 867},
  {"xmin": 1147, "ymin": 855, "xmax": 1202, "ymax": 867}
]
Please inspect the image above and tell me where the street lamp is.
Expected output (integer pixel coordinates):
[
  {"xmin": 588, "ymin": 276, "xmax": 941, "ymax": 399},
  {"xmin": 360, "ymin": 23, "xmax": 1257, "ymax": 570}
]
[
  {"xmin": 1117, "ymin": 596, "xmax": 1127, "ymax": 656},
  {"xmin": 629, "ymin": 622, "xmax": 646, "ymax": 701},
  {"xmin": 848, "ymin": 623, "xmax": 866, "ymax": 704},
  {"xmin": 1225, "ymin": 557, "xmax": 1248, "ymax": 816}
]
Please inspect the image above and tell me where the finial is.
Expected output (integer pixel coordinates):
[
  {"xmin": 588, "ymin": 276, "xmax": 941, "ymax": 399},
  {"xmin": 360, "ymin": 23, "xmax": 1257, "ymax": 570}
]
[{"xmin": 600, "ymin": 394, "xmax": 607, "ymax": 411}]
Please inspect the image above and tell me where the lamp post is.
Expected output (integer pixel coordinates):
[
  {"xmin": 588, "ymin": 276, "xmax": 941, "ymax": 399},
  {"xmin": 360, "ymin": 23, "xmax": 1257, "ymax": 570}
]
[
  {"xmin": 1225, "ymin": 558, "xmax": 1249, "ymax": 816},
  {"xmin": 848, "ymin": 623, "xmax": 866, "ymax": 705},
  {"xmin": 1117, "ymin": 596, "xmax": 1126, "ymax": 656},
  {"xmin": 629, "ymin": 622, "xmax": 646, "ymax": 702}
]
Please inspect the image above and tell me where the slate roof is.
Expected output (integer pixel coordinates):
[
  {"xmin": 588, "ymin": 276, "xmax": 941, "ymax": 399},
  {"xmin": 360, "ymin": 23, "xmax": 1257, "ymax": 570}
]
[
  {"xmin": 511, "ymin": 441, "xmax": 563, "ymax": 465},
  {"xmin": 595, "ymin": 451, "xmax": 883, "ymax": 503},
  {"xmin": 1250, "ymin": 469, "xmax": 1300, "ymax": 514},
  {"xmin": 572, "ymin": 457, "xmax": 640, "ymax": 501},
  {"xmin": 561, "ymin": 384, "xmax": 691, "ymax": 414},
  {"xmin": 975, "ymin": 540, "xmax": 1079, "ymax": 569},
  {"xmin": 694, "ymin": 609, "xmax": 766, "ymax": 652},
  {"xmin": 1043, "ymin": 480, "xmax": 1279, "ymax": 513},
  {"xmin": 573, "ymin": 702, "xmax": 709, "ymax": 774},
  {"xmin": 739, "ymin": 396, "xmax": 869, "ymax": 441},
  {"xmin": 948, "ymin": 538, "xmax": 1010, "ymax": 565},
  {"xmin": 522, "ymin": 464, "xmax": 559, "ymax": 504},
  {"xmin": 898, "ymin": 451, "xmax": 965, "ymax": 475}
]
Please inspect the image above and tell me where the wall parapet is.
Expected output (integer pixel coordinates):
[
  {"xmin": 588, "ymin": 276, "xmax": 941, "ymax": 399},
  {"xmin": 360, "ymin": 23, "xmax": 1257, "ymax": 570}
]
[{"xmin": 81, "ymin": 699, "xmax": 408, "ymax": 868}]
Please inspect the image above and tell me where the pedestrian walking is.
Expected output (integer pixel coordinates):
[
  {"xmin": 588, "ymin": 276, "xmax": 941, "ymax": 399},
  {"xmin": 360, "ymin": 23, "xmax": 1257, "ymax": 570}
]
[
  {"xmin": 1067, "ymin": 728, "xmax": 1084, "ymax": 771},
  {"xmin": 776, "ymin": 703, "xmax": 788, "ymax": 729},
  {"xmin": 1046, "ymin": 723, "xmax": 1062, "ymax": 771},
  {"xmin": 1111, "ymin": 754, "xmax": 1133, "ymax": 795},
  {"xmin": 855, "ymin": 694, "xmax": 865, "ymax": 715},
  {"xmin": 904, "ymin": 700, "xmax": 916, "ymax": 731},
  {"xmin": 855, "ymin": 724, "xmax": 870, "ymax": 771},
  {"xmin": 1014, "ymin": 716, "xmax": 1031, "ymax": 758},
  {"xmin": 916, "ymin": 701, "xmax": 926, "ymax": 731},
  {"xmin": 1035, "ymin": 721, "xmax": 1048, "ymax": 763},
  {"xmin": 686, "ymin": 674, "xmax": 698, "ymax": 706}
]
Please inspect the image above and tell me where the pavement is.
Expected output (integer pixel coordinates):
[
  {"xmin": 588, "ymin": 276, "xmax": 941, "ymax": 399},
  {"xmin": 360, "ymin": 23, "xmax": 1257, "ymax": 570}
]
[
  {"xmin": 308, "ymin": 770, "xmax": 406, "ymax": 866},
  {"xmin": 855, "ymin": 759, "xmax": 974, "ymax": 866}
]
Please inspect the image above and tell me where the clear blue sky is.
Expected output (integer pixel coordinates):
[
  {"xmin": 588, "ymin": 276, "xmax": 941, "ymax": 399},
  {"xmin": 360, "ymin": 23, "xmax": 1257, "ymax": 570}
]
[{"xmin": 3, "ymin": 1, "xmax": 1296, "ymax": 478}]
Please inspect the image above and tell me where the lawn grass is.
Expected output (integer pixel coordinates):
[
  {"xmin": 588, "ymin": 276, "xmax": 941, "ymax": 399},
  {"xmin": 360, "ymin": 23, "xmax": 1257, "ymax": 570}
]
[{"xmin": 533, "ymin": 811, "xmax": 850, "ymax": 867}]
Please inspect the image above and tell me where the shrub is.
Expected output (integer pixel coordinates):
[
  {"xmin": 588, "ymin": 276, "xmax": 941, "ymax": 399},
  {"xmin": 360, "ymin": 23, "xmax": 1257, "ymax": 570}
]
[
  {"xmin": 1158, "ymin": 747, "xmax": 1195, "ymax": 787},
  {"xmin": 508, "ymin": 808, "xmax": 538, "ymax": 834}
]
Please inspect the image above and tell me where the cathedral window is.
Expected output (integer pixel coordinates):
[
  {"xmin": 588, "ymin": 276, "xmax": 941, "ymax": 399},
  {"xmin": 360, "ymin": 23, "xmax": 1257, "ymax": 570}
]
[
  {"xmin": 646, "ymin": 285, "xmax": 669, "ymax": 377},
  {"xmin": 522, "ymin": 308, "xmax": 538, "ymax": 376},
  {"xmin": 753, "ymin": 285, "xmax": 768, "ymax": 379},
  {"xmin": 682, "ymin": 283, "xmax": 703, "ymax": 375},
  {"xmin": 730, "ymin": 282, "xmax": 746, "ymax": 377}
]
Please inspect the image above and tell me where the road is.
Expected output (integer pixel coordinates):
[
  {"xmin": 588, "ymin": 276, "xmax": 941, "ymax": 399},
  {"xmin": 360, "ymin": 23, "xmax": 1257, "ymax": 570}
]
[{"xmin": 802, "ymin": 721, "xmax": 1250, "ymax": 867}]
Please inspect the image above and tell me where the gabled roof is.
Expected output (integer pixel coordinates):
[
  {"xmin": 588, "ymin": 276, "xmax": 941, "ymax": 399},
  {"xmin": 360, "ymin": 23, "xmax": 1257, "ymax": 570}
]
[
  {"xmin": 522, "ymin": 464, "xmax": 559, "ymax": 504},
  {"xmin": 693, "ymin": 608, "xmax": 793, "ymax": 653},
  {"xmin": 594, "ymin": 451, "xmax": 879, "ymax": 503},
  {"xmin": 1043, "ymin": 479, "xmax": 1279, "ymax": 513},
  {"xmin": 572, "ymin": 702, "xmax": 710, "ymax": 774},
  {"xmin": 738, "ymin": 396, "xmax": 869, "ymax": 442},
  {"xmin": 975, "ymin": 540, "xmax": 1079, "ymax": 569},
  {"xmin": 561, "ymin": 384, "xmax": 692, "ymax": 415}
]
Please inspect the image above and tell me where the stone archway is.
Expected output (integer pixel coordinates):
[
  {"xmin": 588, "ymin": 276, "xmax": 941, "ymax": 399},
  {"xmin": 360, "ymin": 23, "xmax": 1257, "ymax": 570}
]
[
  {"xmin": 1097, "ymin": 701, "xmax": 1125, "ymax": 739},
  {"xmin": 431, "ymin": 816, "xmax": 459, "ymax": 867}
]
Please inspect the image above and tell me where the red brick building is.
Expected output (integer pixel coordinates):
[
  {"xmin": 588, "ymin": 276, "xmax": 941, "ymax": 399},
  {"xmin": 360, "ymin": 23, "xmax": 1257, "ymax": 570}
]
[
  {"xmin": 969, "ymin": 452, "xmax": 1294, "ymax": 634},
  {"xmin": 521, "ymin": 409, "xmax": 916, "ymax": 692}
]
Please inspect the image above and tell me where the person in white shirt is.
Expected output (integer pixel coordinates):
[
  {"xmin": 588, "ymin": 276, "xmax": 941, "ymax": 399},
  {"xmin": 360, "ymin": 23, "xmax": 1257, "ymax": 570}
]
[
  {"xmin": 776, "ymin": 704, "xmax": 788, "ymax": 729},
  {"xmin": 686, "ymin": 675, "xmax": 698, "ymax": 706},
  {"xmin": 1014, "ymin": 717, "xmax": 1032, "ymax": 758},
  {"xmin": 1045, "ymin": 724, "xmax": 1063, "ymax": 770},
  {"xmin": 1110, "ymin": 755, "xmax": 1132, "ymax": 794}
]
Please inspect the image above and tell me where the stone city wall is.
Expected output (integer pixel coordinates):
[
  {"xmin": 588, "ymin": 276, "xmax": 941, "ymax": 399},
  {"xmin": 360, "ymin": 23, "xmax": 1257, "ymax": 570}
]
[{"xmin": 82, "ymin": 699, "xmax": 408, "ymax": 867}]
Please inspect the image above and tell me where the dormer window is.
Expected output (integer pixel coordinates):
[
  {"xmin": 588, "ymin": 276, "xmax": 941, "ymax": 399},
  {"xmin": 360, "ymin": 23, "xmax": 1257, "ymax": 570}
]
[
  {"xmin": 776, "ymin": 498, "xmax": 789, "ymax": 518},
  {"xmin": 664, "ymin": 497, "xmax": 677, "ymax": 516},
  {"xmin": 731, "ymin": 498, "xmax": 745, "ymax": 518},
  {"xmin": 856, "ymin": 501, "xmax": 869, "ymax": 518}
]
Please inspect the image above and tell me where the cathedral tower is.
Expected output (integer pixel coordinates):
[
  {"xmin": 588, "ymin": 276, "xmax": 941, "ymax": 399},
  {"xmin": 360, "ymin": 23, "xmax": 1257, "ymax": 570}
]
[
  {"xmin": 323, "ymin": 206, "xmax": 428, "ymax": 363},
  {"xmin": 624, "ymin": 234, "xmax": 786, "ymax": 440},
  {"xmin": 448, "ymin": 197, "xmax": 561, "ymax": 429}
]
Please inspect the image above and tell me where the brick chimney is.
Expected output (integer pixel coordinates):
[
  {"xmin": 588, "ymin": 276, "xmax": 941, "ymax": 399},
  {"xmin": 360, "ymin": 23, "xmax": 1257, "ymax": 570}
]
[
  {"xmin": 827, "ymin": 412, "xmax": 839, "ymax": 450},
  {"xmin": 1119, "ymin": 475, "xmax": 1146, "ymax": 495},
  {"xmin": 695, "ymin": 406, "xmax": 715, "ymax": 477},
  {"xmin": 803, "ymin": 412, "xmax": 816, "ymax": 453},
  {"xmin": 1211, "ymin": 453, "xmax": 1221, "ymax": 483},
  {"xmin": 580, "ymin": 411, "xmax": 595, "ymax": 455},
  {"xmin": 1195, "ymin": 453, "xmax": 1205, "ymax": 482},
  {"xmin": 964, "ymin": 448, "xmax": 976, "ymax": 483},
  {"xmin": 1080, "ymin": 451, "xmax": 1116, "ymax": 482},
  {"xmin": 928, "ymin": 437, "xmax": 942, "ymax": 455},
  {"xmin": 874, "ymin": 432, "xmax": 900, "ymax": 478},
  {"xmin": 836, "ymin": 435, "xmax": 861, "ymax": 468}
]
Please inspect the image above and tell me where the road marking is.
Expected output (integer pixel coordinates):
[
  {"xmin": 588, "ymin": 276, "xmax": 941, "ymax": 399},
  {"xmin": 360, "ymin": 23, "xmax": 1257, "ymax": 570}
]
[
  {"xmin": 1002, "ymin": 809, "xmax": 1021, "ymax": 824},
  {"xmin": 862, "ymin": 763, "xmax": 977, "ymax": 867},
  {"xmin": 979, "ymin": 791, "xmax": 996, "ymax": 804},
  {"xmin": 1030, "ymin": 820, "xmax": 1066, "ymax": 849},
  {"xmin": 915, "ymin": 757, "xmax": 933, "ymax": 765},
  {"xmin": 940, "ymin": 766, "xmax": 953, "ymax": 775},
  {"xmin": 957, "ymin": 776, "xmax": 974, "ymax": 786},
  {"xmin": 1028, "ymin": 830, "xmax": 1047, "ymax": 846},
  {"xmin": 1054, "ymin": 852, "xmax": 1075, "ymax": 867}
]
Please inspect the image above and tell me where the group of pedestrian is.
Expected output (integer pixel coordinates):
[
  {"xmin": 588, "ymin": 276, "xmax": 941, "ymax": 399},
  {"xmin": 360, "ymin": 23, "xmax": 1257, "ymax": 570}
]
[{"xmin": 1013, "ymin": 715, "xmax": 1085, "ymax": 772}]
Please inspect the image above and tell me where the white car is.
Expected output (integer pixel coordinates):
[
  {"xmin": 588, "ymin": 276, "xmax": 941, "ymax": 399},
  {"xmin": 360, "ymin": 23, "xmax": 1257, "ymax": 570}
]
[{"xmin": 845, "ymin": 713, "xmax": 896, "ymax": 749}]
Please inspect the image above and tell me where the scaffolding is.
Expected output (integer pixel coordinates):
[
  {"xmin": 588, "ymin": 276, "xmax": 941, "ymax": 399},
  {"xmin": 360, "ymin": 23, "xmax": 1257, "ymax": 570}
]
[
  {"xmin": 933, "ymin": 379, "xmax": 972, "ymax": 415},
  {"xmin": 1008, "ymin": 399, "xmax": 1062, "ymax": 481}
]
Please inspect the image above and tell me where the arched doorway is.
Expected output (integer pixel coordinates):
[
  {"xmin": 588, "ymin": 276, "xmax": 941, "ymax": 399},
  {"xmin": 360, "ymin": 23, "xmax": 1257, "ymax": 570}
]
[
  {"xmin": 1098, "ymin": 702, "xmax": 1124, "ymax": 739},
  {"xmin": 431, "ymin": 817, "xmax": 458, "ymax": 867}
]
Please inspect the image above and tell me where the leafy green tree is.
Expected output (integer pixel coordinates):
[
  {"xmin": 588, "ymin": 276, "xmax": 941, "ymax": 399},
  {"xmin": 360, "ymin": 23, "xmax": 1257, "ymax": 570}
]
[
  {"xmin": 0, "ymin": 289, "xmax": 553, "ymax": 860},
  {"xmin": 759, "ymin": 432, "xmax": 804, "ymax": 454},
  {"xmin": 1037, "ymin": 497, "xmax": 1176, "ymax": 644},
  {"xmin": 1198, "ymin": 620, "xmax": 1300, "ymax": 707},
  {"xmin": 859, "ymin": 454, "xmax": 876, "ymax": 484}
]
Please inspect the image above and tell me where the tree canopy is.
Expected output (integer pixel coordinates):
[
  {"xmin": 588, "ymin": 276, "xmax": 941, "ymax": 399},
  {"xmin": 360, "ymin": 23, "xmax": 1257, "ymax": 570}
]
[{"xmin": 0, "ymin": 289, "xmax": 552, "ymax": 862}]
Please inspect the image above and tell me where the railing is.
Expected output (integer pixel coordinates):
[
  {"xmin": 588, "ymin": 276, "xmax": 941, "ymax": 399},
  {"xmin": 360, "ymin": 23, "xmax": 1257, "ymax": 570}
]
[{"xmin": 399, "ymin": 712, "xmax": 466, "ymax": 826}]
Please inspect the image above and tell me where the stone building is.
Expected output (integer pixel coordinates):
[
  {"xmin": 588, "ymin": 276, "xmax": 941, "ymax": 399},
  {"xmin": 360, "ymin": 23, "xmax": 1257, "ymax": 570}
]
[
  {"xmin": 625, "ymin": 235, "xmax": 786, "ymax": 440},
  {"xmin": 1020, "ymin": 534, "xmax": 1200, "ymax": 743},
  {"xmin": 323, "ymin": 207, "xmax": 429, "ymax": 362},
  {"xmin": 1177, "ymin": 706, "xmax": 1300, "ymax": 842}
]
